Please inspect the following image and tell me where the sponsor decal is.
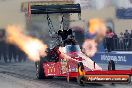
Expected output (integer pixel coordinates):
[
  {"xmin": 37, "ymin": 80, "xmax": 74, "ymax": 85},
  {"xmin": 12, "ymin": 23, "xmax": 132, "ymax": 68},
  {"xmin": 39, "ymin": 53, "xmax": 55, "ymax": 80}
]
[
  {"xmin": 116, "ymin": 8, "xmax": 132, "ymax": 19},
  {"xmin": 92, "ymin": 52, "xmax": 132, "ymax": 65},
  {"xmin": 101, "ymin": 55, "xmax": 127, "ymax": 62},
  {"xmin": 86, "ymin": 75, "xmax": 130, "ymax": 82}
]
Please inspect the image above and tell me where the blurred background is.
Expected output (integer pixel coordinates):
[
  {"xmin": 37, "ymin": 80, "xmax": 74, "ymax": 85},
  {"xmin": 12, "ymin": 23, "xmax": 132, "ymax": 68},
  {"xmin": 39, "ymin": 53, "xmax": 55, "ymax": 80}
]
[
  {"xmin": 1, "ymin": 0, "xmax": 132, "ymax": 33},
  {"xmin": 0, "ymin": 0, "xmax": 132, "ymax": 64}
]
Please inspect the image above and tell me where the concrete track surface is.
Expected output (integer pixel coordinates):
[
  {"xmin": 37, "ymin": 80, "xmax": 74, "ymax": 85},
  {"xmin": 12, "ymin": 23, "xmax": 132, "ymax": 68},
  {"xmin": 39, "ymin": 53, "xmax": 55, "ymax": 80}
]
[{"xmin": 0, "ymin": 61, "xmax": 131, "ymax": 88}]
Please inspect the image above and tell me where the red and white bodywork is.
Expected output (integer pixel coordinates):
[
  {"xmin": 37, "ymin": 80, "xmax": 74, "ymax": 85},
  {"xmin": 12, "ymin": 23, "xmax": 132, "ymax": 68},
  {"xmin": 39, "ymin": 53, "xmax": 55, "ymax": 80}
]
[{"xmin": 43, "ymin": 45, "xmax": 132, "ymax": 83}]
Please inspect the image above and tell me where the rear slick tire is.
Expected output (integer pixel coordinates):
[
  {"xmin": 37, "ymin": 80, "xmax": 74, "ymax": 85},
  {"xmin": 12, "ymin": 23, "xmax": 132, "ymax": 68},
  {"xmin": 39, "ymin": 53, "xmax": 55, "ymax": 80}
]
[
  {"xmin": 35, "ymin": 60, "xmax": 46, "ymax": 79},
  {"xmin": 35, "ymin": 56, "xmax": 54, "ymax": 79}
]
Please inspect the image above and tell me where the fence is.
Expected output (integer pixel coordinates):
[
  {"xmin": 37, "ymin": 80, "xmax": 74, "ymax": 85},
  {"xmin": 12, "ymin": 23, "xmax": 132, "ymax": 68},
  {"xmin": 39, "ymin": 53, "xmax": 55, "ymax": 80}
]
[{"xmin": 104, "ymin": 38, "xmax": 132, "ymax": 51}]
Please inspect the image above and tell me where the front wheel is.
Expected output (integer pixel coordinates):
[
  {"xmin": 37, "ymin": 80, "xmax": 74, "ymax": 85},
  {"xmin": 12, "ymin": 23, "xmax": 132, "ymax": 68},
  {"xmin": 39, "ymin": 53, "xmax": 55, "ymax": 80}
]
[
  {"xmin": 108, "ymin": 60, "xmax": 115, "ymax": 70},
  {"xmin": 77, "ymin": 76, "xmax": 85, "ymax": 86}
]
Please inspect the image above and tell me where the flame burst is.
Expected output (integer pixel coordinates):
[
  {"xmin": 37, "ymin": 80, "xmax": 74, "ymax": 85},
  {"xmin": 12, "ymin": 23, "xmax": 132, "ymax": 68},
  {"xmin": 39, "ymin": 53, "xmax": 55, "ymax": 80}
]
[
  {"xmin": 82, "ymin": 39, "xmax": 97, "ymax": 57},
  {"xmin": 89, "ymin": 19, "xmax": 106, "ymax": 36},
  {"xmin": 6, "ymin": 25, "xmax": 48, "ymax": 62},
  {"xmin": 83, "ymin": 19, "xmax": 107, "ymax": 57},
  {"xmin": 89, "ymin": 18, "xmax": 107, "ymax": 42}
]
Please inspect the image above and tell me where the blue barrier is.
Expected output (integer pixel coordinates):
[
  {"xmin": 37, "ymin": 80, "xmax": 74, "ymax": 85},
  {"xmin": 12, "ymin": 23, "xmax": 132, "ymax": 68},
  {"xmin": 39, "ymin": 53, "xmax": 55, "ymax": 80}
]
[
  {"xmin": 116, "ymin": 8, "xmax": 132, "ymax": 19},
  {"xmin": 92, "ymin": 52, "xmax": 132, "ymax": 65}
]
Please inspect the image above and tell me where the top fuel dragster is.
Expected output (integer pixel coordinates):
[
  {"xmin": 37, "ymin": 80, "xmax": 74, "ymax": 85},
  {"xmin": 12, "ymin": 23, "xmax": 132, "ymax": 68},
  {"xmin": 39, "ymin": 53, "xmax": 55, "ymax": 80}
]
[{"xmin": 27, "ymin": 2, "xmax": 132, "ymax": 86}]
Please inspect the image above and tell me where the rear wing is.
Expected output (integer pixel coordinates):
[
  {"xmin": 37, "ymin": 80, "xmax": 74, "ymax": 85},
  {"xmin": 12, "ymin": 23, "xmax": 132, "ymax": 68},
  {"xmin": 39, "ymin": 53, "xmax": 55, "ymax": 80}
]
[{"xmin": 28, "ymin": 3, "xmax": 81, "ymax": 15}]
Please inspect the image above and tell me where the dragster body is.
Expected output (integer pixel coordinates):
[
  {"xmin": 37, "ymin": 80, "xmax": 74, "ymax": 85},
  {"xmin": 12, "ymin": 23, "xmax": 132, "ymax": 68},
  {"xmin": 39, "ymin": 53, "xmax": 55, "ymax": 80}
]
[
  {"xmin": 40, "ymin": 44, "xmax": 132, "ymax": 85},
  {"xmin": 25, "ymin": 2, "xmax": 132, "ymax": 85},
  {"xmin": 44, "ymin": 44, "xmax": 102, "ymax": 76}
]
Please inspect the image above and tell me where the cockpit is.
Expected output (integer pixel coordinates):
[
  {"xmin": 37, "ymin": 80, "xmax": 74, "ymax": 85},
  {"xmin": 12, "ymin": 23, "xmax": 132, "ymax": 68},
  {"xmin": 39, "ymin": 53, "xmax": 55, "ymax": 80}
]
[{"xmin": 64, "ymin": 45, "xmax": 81, "ymax": 53}]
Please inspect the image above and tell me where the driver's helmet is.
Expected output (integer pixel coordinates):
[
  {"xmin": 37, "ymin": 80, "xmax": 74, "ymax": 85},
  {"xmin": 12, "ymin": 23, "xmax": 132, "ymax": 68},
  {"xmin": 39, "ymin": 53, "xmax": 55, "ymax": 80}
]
[{"xmin": 64, "ymin": 38, "xmax": 77, "ymax": 46}]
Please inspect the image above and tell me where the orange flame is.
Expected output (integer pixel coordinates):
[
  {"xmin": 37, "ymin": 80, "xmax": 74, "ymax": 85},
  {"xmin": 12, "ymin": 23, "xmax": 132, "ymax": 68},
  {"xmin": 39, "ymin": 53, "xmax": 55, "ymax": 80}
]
[
  {"xmin": 83, "ymin": 19, "xmax": 107, "ymax": 57},
  {"xmin": 89, "ymin": 18, "xmax": 107, "ymax": 37},
  {"xmin": 82, "ymin": 39, "xmax": 97, "ymax": 57},
  {"xmin": 6, "ymin": 25, "xmax": 48, "ymax": 62}
]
